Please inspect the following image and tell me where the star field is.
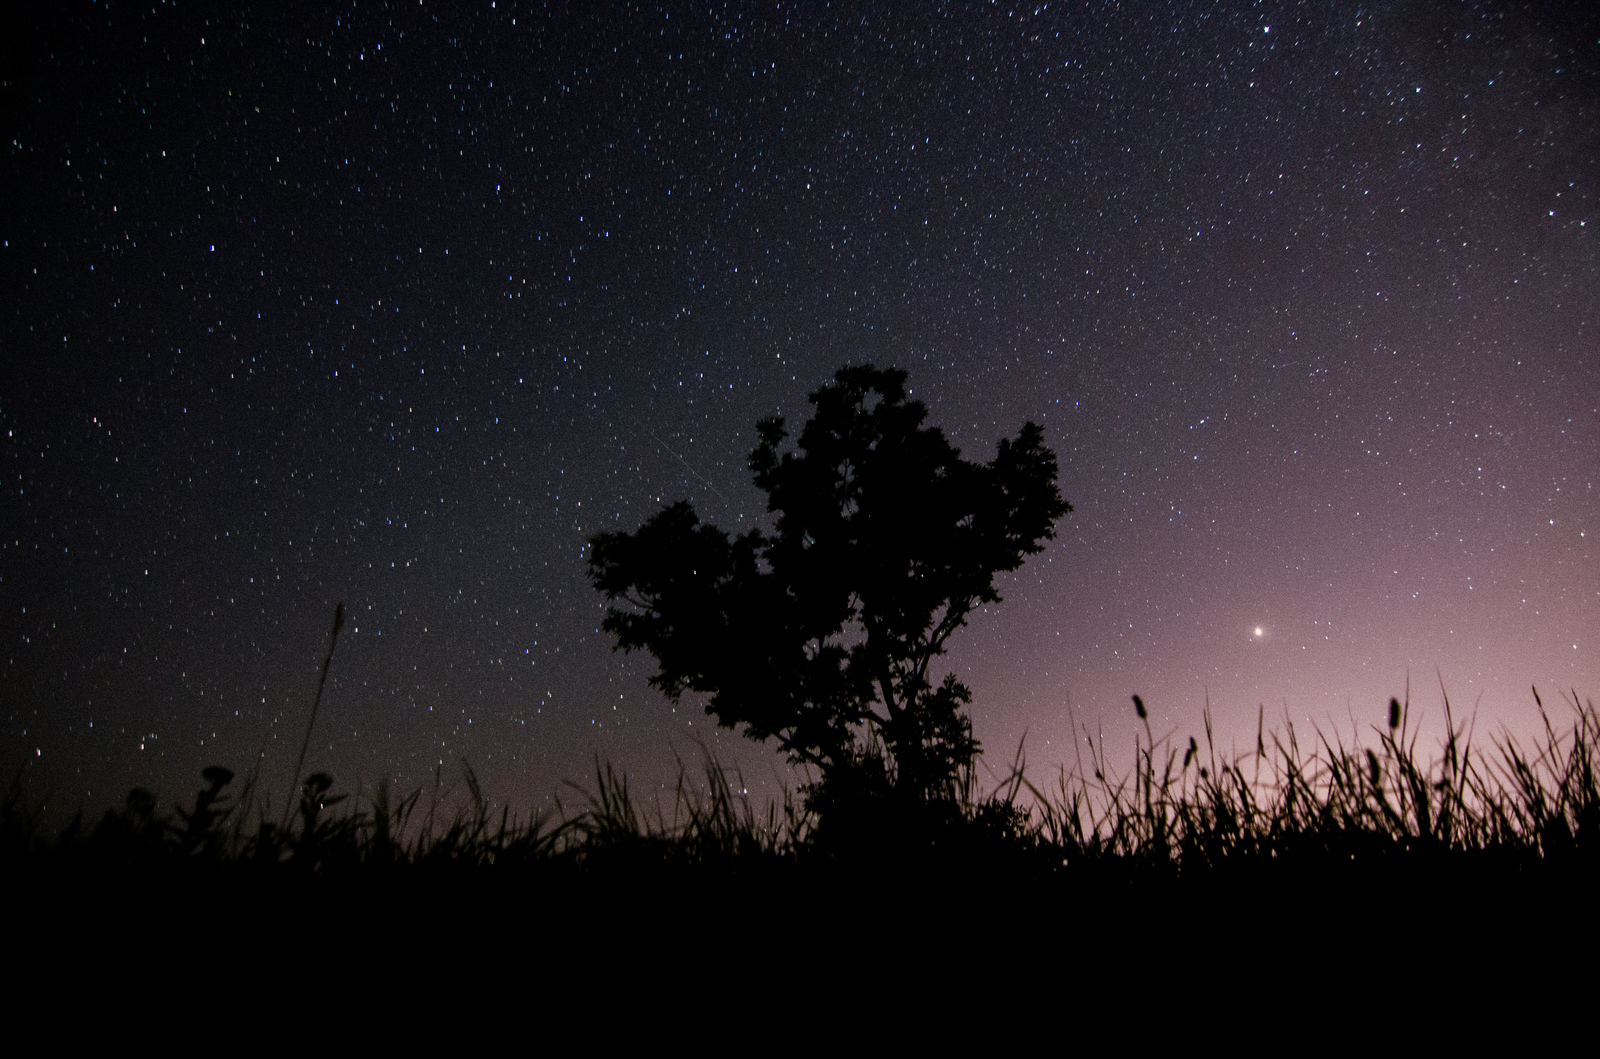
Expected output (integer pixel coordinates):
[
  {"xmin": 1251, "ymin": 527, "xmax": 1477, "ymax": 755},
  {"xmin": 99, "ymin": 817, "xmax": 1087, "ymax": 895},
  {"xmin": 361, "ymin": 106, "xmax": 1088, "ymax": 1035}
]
[{"xmin": 4, "ymin": 1, "xmax": 1596, "ymax": 817}]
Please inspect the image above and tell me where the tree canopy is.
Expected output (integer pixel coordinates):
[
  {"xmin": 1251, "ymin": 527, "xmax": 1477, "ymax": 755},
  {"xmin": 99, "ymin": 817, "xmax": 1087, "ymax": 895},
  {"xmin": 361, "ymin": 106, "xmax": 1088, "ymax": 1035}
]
[{"xmin": 588, "ymin": 365, "xmax": 1069, "ymax": 814}]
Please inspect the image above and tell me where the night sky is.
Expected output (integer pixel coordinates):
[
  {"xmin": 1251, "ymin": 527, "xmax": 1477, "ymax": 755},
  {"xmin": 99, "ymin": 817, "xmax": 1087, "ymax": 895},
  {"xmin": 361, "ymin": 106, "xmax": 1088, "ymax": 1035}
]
[{"xmin": 5, "ymin": 1, "xmax": 1597, "ymax": 819}]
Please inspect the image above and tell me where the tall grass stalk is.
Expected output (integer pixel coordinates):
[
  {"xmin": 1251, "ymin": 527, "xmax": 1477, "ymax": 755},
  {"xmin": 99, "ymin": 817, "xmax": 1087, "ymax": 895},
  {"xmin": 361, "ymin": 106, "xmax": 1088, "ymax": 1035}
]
[{"xmin": 282, "ymin": 602, "xmax": 345, "ymax": 830}]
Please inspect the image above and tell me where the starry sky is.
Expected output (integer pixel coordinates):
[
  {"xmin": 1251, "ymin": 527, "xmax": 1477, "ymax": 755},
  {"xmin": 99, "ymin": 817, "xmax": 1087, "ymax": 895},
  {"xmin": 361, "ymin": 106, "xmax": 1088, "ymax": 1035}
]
[{"xmin": 5, "ymin": 1, "xmax": 1597, "ymax": 819}]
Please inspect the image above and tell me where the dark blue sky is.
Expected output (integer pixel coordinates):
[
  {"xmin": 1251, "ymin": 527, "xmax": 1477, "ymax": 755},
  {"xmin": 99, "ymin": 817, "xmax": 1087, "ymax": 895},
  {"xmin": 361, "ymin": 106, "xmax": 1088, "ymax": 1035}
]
[{"xmin": 5, "ymin": 1, "xmax": 1596, "ymax": 819}]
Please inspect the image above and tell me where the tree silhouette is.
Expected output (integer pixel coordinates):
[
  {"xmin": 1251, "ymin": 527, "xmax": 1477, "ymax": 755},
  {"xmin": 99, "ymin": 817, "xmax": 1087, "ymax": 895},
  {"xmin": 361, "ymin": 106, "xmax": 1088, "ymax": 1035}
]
[{"xmin": 588, "ymin": 365, "xmax": 1069, "ymax": 819}]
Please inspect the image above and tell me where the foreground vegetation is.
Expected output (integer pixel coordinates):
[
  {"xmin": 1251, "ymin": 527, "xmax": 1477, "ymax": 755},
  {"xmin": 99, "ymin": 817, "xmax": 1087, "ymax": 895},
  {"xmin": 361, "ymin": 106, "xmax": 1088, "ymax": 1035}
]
[{"xmin": 6, "ymin": 687, "xmax": 1595, "ymax": 894}]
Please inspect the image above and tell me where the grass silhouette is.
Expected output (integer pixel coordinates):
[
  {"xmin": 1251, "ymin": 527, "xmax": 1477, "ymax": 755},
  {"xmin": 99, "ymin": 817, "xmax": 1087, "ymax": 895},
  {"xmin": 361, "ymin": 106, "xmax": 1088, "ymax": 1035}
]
[
  {"xmin": 1031, "ymin": 684, "xmax": 1598, "ymax": 880},
  {"xmin": 6, "ymin": 684, "xmax": 1594, "ymax": 890},
  {"xmin": 7, "ymin": 684, "xmax": 1596, "ymax": 1004}
]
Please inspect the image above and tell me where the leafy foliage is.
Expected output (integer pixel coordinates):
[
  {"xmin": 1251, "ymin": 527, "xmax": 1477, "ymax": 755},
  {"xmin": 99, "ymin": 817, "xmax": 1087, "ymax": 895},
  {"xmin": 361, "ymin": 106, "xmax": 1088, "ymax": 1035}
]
[{"xmin": 588, "ymin": 365, "xmax": 1070, "ymax": 811}]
